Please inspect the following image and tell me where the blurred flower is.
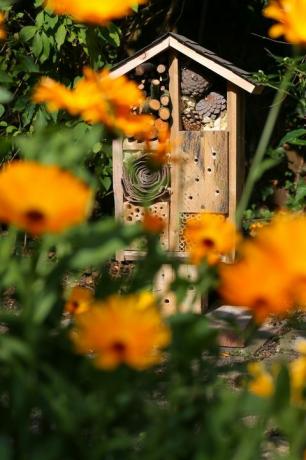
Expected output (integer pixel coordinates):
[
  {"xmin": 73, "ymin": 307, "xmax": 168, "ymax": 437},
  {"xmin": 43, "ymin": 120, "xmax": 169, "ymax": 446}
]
[
  {"xmin": 65, "ymin": 286, "xmax": 94, "ymax": 315},
  {"xmin": 184, "ymin": 213, "xmax": 238, "ymax": 265},
  {"xmin": 33, "ymin": 68, "xmax": 154, "ymax": 138},
  {"xmin": 219, "ymin": 241, "xmax": 292, "ymax": 322},
  {"xmin": 0, "ymin": 161, "xmax": 92, "ymax": 235},
  {"xmin": 290, "ymin": 339, "xmax": 306, "ymax": 403},
  {"xmin": 248, "ymin": 220, "xmax": 268, "ymax": 237},
  {"xmin": 45, "ymin": 0, "xmax": 147, "ymax": 25},
  {"xmin": 220, "ymin": 212, "xmax": 306, "ymax": 322},
  {"xmin": 142, "ymin": 210, "xmax": 165, "ymax": 234},
  {"xmin": 263, "ymin": 0, "xmax": 306, "ymax": 46},
  {"xmin": 255, "ymin": 212, "xmax": 306, "ymax": 307},
  {"xmin": 147, "ymin": 124, "xmax": 171, "ymax": 166},
  {"xmin": 71, "ymin": 292, "xmax": 171, "ymax": 370},
  {"xmin": 248, "ymin": 341, "xmax": 306, "ymax": 405},
  {"xmin": 0, "ymin": 12, "xmax": 6, "ymax": 40},
  {"xmin": 248, "ymin": 362, "xmax": 274, "ymax": 398}
]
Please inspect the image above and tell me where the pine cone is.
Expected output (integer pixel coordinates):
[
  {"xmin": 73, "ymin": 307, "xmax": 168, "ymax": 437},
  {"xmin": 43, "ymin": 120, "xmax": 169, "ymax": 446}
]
[
  {"xmin": 181, "ymin": 67, "xmax": 211, "ymax": 98},
  {"xmin": 196, "ymin": 92, "xmax": 227, "ymax": 121}
]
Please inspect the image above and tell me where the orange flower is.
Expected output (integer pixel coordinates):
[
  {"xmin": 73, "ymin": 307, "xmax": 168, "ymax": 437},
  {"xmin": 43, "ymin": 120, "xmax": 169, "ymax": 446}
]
[
  {"xmin": 143, "ymin": 210, "xmax": 165, "ymax": 234},
  {"xmin": 70, "ymin": 292, "xmax": 171, "ymax": 370},
  {"xmin": 0, "ymin": 12, "xmax": 6, "ymax": 40},
  {"xmin": 0, "ymin": 161, "xmax": 92, "ymax": 235},
  {"xmin": 183, "ymin": 213, "xmax": 238, "ymax": 265},
  {"xmin": 147, "ymin": 123, "xmax": 171, "ymax": 166},
  {"xmin": 45, "ymin": 0, "xmax": 147, "ymax": 25},
  {"xmin": 219, "ymin": 241, "xmax": 293, "ymax": 322},
  {"xmin": 248, "ymin": 362, "xmax": 274, "ymax": 398},
  {"xmin": 263, "ymin": 0, "xmax": 306, "ymax": 46},
  {"xmin": 255, "ymin": 212, "xmax": 306, "ymax": 307},
  {"xmin": 65, "ymin": 286, "xmax": 94, "ymax": 315},
  {"xmin": 33, "ymin": 68, "xmax": 154, "ymax": 138}
]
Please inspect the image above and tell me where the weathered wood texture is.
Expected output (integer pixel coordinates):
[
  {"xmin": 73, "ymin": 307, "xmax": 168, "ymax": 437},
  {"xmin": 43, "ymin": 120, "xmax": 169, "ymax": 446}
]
[
  {"xmin": 168, "ymin": 52, "xmax": 181, "ymax": 251},
  {"xmin": 155, "ymin": 264, "xmax": 204, "ymax": 315},
  {"xmin": 178, "ymin": 131, "xmax": 229, "ymax": 214}
]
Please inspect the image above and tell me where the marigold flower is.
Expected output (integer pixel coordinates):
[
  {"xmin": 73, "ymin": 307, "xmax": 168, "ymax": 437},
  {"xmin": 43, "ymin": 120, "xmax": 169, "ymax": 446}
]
[
  {"xmin": 0, "ymin": 161, "xmax": 92, "ymax": 235},
  {"xmin": 263, "ymin": 0, "xmax": 306, "ymax": 46},
  {"xmin": 65, "ymin": 286, "xmax": 94, "ymax": 315},
  {"xmin": 45, "ymin": 0, "xmax": 147, "ymax": 25},
  {"xmin": 183, "ymin": 213, "xmax": 238, "ymax": 265},
  {"xmin": 142, "ymin": 210, "xmax": 166, "ymax": 234},
  {"xmin": 219, "ymin": 241, "xmax": 293, "ymax": 322},
  {"xmin": 70, "ymin": 292, "xmax": 171, "ymax": 370},
  {"xmin": 33, "ymin": 68, "xmax": 154, "ymax": 138},
  {"xmin": 248, "ymin": 362, "xmax": 274, "ymax": 398},
  {"xmin": 0, "ymin": 12, "xmax": 6, "ymax": 40}
]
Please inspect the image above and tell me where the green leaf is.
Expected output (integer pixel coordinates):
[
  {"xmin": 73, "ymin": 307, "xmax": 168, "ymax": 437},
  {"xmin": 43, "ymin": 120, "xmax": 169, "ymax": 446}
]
[
  {"xmin": 0, "ymin": 104, "xmax": 5, "ymax": 117},
  {"xmin": 55, "ymin": 23, "xmax": 67, "ymax": 50},
  {"xmin": 40, "ymin": 31, "xmax": 51, "ymax": 62},
  {"xmin": 32, "ymin": 32, "xmax": 43, "ymax": 57},
  {"xmin": 0, "ymin": 87, "xmax": 12, "ymax": 103},
  {"xmin": 20, "ymin": 25, "xmax": 37, "ymax": 42},
  {"xmin": 280, "ymin": 129, "xmax": 306, "ymax": 146}
]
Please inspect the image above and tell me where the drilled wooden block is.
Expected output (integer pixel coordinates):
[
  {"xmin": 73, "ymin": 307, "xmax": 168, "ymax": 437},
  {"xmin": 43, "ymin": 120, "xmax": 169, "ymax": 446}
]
[
  {"xmin": 123, "ymin": 201, "xmax": 169, "ymax": 250},
  {"xmin": 178, "ymin": 131, "xmax": 229, "ymax": 214},
  {"xmin": 154, "ymin": 264, "xmax": 203, "ymax": 316}
]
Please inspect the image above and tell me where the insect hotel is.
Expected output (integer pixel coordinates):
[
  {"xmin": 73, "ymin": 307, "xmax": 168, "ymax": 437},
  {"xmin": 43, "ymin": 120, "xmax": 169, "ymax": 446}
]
[{"xmin": 111, "ymin": 33, "xmax": 262, "ymax": 312}]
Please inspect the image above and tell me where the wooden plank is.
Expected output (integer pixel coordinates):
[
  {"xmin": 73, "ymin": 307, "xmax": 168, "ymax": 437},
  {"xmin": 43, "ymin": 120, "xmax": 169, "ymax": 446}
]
[
  {"xmin": 202, "ymin": 131, "xmax": 229, "ymax": 213},
  {"xmin": 112, "ymin": 139, "xmax": 124, "ymax": 219},
  {"xmin": 169, "ymin": 36, "xmax": 258, "ymax": 94},
  {"xmin": 110, "ymin": 38, "xmax": 170, "ymax": 77},
  {"xmin": 178, "ymin": 131, "xmax": 229, "ymax": 214},
  {"xmin": 112, "ymin": 139, "xmax": 124, "ymax": 262},
  {"xmin": 168, "ymin": 52, "xmax": 181, "ymax": 252},
  {"xmin": 179, "ymin": 132, "xmax": 204, "ymax": 212}
]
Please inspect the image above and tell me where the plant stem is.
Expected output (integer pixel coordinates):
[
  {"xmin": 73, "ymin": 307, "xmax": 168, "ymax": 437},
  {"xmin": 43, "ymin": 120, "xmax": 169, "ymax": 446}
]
[{"xmin": 236, "ymin": 69, "xmax": 294, "ymax": 226}]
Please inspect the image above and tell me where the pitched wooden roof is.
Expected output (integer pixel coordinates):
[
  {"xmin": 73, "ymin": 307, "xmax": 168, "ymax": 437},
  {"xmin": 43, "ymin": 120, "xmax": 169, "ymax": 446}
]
[{"xmin": 111, "ymin": 33, "xmax": 262, "ymax": 94}]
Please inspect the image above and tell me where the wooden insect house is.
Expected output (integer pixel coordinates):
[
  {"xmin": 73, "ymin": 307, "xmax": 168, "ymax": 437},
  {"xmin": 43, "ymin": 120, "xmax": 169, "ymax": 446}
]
[{"xmin": 111, "ymin": 33, "xmax": 262, "ymax": 311}]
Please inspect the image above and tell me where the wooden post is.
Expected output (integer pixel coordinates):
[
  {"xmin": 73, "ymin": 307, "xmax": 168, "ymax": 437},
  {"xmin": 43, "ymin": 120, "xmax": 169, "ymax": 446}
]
[
  {"xmin": 227, "ymin": 83, "xmax": 245, "ymax": 260},
  {"xmin": 112, "ymin": 138, "xmax": 124, "ymax": 262},
  {"xmin": 168, "ymin": 51, "xmax": 181, "ymax": 252}
]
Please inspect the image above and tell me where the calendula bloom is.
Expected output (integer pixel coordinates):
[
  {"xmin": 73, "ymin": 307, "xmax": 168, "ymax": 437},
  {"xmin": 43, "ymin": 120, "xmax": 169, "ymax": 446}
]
[
  {"xmin": 219, "ymin": 241, "xmax": 293, "ymax": 322},
  {"xmin": 65, "ymin": 286, "xmax": 94, "ymax": 315},
  {"xmin": 248, "ymin": 362, "xmax": 274, "ymax": 398},
  {"xmin": 71, "ymin": 292, "xmax": 171, "ymax": 370},
  {"xmin": 0, "ymin": 161, "xmax": 92, "ymax": 235},
  {"xmin": 255, "ymin": 212, "xmax": 306, "ymax": 307},
  {"xmin": 142, "ymin": 210, "xmax": 165, "ymax": 234},
  {"xmin": 45, "ymin": 0, "xmax": 146, "ymax": 25},
  {"xmin": 0, "ymin": 12, "xmax": 6, "ymax": 40},
  {"xmin": 263, "ymin": 0, "xmax": 306, "ymax": 45},
  {"xmin": 183, "ymin": 213, "xmax": 238, "ymax": 265},
  {"xmin": 33, "ymin": 68, "xmax": 154, "ymax": 138}
]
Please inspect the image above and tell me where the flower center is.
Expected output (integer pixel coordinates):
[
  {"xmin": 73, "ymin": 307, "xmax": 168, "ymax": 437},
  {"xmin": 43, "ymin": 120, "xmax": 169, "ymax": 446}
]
[
  {"xmin": 24, "ymin": 209, "xmax": 45, "ymax": 223},
  {"xmin": 70, "ymin": 301, "xmax": 79, "ymax": 311},
  {"xmin": 253, "ymin": 297, "xmax": 268, "ymax": 309},
  {"xmin": 111, "ymin": 341, "xmax": 126, "ymax": 356},
  {"xmin": 201, "ymin": 238, "xmax": 215, "ymax": 248}
]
